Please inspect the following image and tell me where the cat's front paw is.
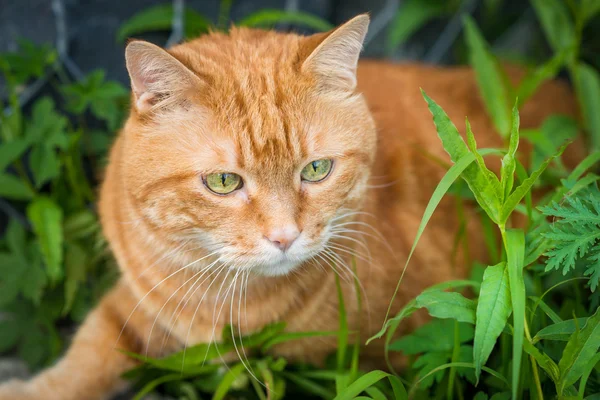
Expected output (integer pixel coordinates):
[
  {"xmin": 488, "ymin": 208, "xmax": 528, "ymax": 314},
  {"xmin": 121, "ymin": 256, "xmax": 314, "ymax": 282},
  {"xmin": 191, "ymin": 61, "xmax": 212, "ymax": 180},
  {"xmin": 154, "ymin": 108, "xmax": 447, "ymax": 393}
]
[{"xmin": 0, "ymin": 379, "xmax": 33, "ymax": 400}]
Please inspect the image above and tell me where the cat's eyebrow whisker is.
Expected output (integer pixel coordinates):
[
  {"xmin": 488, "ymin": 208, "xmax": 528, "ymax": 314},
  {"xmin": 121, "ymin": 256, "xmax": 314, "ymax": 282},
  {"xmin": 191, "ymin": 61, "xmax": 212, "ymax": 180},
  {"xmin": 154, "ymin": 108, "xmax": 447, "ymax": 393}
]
[{"xmin": 114, "ymin": 250, "xmax": 220, "ymax": 350}]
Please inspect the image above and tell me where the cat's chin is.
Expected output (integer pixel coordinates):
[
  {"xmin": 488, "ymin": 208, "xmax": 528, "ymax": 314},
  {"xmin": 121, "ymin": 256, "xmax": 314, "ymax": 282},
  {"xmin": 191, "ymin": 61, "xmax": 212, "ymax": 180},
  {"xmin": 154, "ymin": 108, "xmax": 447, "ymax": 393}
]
[{"xmin": 251, "ymin": 259, "xmax": 303, "ymax": 277}]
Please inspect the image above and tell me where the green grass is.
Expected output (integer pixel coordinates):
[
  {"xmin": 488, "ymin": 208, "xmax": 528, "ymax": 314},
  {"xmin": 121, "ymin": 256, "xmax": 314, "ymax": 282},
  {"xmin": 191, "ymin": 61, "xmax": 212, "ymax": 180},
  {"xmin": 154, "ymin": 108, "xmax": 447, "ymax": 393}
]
[{"xmin": 1, "ymin": 0, "xmax": 600, "ymax": 399}]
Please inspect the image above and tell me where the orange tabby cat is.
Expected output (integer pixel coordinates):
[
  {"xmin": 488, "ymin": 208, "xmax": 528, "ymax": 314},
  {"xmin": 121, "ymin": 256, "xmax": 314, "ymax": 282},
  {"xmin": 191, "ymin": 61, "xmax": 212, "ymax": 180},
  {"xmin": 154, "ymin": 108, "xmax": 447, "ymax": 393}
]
[{"xmin": 0, "ymin": 14, "xmax": 581, "ymax": 400}]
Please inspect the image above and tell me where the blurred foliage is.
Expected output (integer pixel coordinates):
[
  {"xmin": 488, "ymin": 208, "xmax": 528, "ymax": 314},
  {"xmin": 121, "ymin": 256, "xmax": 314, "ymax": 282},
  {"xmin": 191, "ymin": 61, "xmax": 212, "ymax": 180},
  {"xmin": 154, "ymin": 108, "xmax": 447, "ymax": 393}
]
[{"xmin": 1, "ymin": 0, "xmax": 600, "ymax": 399}]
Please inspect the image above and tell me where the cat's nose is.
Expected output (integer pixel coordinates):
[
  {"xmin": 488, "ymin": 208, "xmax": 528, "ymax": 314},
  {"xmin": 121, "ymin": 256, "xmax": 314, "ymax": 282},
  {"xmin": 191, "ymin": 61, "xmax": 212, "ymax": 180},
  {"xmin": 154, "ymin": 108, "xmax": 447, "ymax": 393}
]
[{"xmin": 265, "ymin": 225, "xmax": 300, "ymax": 251}]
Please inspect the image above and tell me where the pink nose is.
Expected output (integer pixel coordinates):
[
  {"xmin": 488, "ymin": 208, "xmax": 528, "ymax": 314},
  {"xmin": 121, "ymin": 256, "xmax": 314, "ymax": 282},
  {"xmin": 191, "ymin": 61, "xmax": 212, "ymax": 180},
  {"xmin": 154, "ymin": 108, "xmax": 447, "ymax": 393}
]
[{"xmin": 265, "ymin": 225, "xmax": 300, "ymax": 251}]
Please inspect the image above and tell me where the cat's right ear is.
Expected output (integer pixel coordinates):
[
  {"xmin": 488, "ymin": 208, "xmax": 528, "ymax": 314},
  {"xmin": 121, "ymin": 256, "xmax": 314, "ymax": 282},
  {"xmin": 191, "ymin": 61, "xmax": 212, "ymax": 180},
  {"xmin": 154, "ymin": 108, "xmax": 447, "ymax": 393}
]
[{"xmin": 125, "ymin": 40, "xmax": 203, "ymax": 113}]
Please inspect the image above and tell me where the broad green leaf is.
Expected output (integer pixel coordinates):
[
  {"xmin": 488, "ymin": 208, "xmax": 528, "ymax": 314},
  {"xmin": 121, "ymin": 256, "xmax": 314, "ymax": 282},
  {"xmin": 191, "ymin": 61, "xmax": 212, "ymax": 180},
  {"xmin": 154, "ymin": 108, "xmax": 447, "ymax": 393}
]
[
  {"xmin": 463, "ymin": 16, "xmax": 511, "ymax": 137},
  {"xmin": 578, "ymin": 353, "xmax": 600, "ymax": 399},
  {"xmin": 500, "ymin": 143, "xmax": 568, "ymax": 223},
  {"xmin": 29, "ymin": 145, "xmax": 61, "ymax": 187},
  {"xmin": 117, "ymin": 4, "xmax": 212, "ymax": 42},
  {"xmin": 26, "ymin": 197, "xmax": 64, "ymax": 283},
  {"xmin": 386, "ymin": 0, "xmax": 447, "ymax": 52},
  {"xmin": 530, "ymin": 0, "xmax": 576, "ymax": 52},
  {"xmin": 558, "ymin": 306, "xmax": 600, "ymax": 392},
  {"xmin": 20, "ymin": 243, "xmax": 47, "ymax": 305},
  {"xmin": 582, "ymin": 0, "xmax": 600, "ymax": 23},
  {"xmin": 0, "ymin": 318, "xmax": 20, "ymax": 352},
  {"xmin": 422, "ymin": 90, "xmax": 502, "ymax": 222},
  {"xmin": 0, "ymin": 138, "xmax": 31, "ymax": 172},
  {"xmin": 505, "ymin": 229, "xmax": 525, "ymax": 400},
  {"xmin": 533, "ymin": 318, "xmax": 588, "ymax": 343},
  {"xmin": 516, "ymin": 50, "xmax": 569, "ymax": 107},
  {"xmin": 500, "ymin": 104, "xmax": 520, "ymax": 200},
  {"xmin": 416, "ymin": 291, "xmax": 476, "ymax": 324},
  {"xmin": 473, "ymin": 263, "xmax": 512, "ymax": 381},
  {"xmin": 239, "ymin": 10, "xmax": 333, "ymax": 31},
  {"xmin": 465, "ymin": 119, "xmax": 502, "ymax": 200},
  {"xmin": 575, "ymin": 63, "xmax": 600, "ymax": 151},
  {"xmin": 390, "ymin": 320, "xmax": 474, "ymax": 354},
  {"xmin": 0, "ymin": 173, "xmax": 34, "ymax": 200}
]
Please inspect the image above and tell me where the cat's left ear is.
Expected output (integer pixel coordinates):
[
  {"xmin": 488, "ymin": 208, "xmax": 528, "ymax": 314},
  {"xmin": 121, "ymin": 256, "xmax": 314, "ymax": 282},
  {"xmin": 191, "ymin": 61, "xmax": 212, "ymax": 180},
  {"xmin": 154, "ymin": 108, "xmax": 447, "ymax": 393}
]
[
  {"xmin": 301, "ymin": 14, "xmax": 369, "ymax": 92},
  {"xmin": 125, "ymin": 40, "xmax": 204, "ymax": 113}
]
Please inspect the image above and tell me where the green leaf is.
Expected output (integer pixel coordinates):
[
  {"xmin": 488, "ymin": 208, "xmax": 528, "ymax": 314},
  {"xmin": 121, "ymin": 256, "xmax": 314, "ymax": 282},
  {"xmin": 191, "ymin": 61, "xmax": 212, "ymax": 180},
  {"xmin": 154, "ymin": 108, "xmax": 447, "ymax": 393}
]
[
  {"xmin": 332, "ymin": 370, "xmax": 390, "ymax": 400},
  {"xmin": 239, "ymin": 10, "xmax": 333, "ymax": 31},
  {"xmin": 530, "ymin": 0, "xmax": 576, "ymax": 52},
  {"xmin": 416, "ymin": 291, "xmax": 476, "ymax": 324},
  {"xmin": 386, "ymin": 0, "xmax": 447, "ymax": 52},
  {"xmin": 63, "ymin": 243, "xmax": 88, "ymax": 314},
  {"xmin": 500, "ymin": 104, "xmax": 520, "ymax": 200},
  {"xmin": 516, "ymin": 50, "xmax": 570, "ymax": 106},
  {"xmin": 422, "ymin": 90, "xmax": 502, "ymax": 222},
  {"xmin": 281, "ymin": 372, "xmax": 335, "ymax": 399},
  {"xmin": 533, "ymin": 318, "xmax": 588, "ymax": 343},
  {"xmin": 212, "ymin": 362, "xmax": 247, "ymax": 400},
  {"xmin": 390, "ymin": 319, "xmax": 474, "ymax": 354},
  {"xmin": 0, "ymin": 317, "xmax": 20, "ymax": 352},
  {"xmin": 117, "ymin": 4, "xmax": 212, "ymax": 42},
  {"xmin": 0, "ymin": 138, "xmax": 31, "ymax": 172},
  {"xmin": 27, "ymin": 196, "xmax": 64, "ymax": 283},
  {"xmin": 463, "ymin": 16, "xmax": 511, "ymax": 137},
  {"xmin": 0, "ymin": 173, "xmax": 34, "ymax": 200},
  {"xmin": 581, "ymin": 0, "xmax": 600, "ymax": 22},
  {"xmin": 574, "ymin": 63, "xmax": 600, "ymax": 151},
  {"xmin": 505, "ymin": 229, "xmax": 525, "ymax": 400},
  {"xmin": 500, "ymin": 143, "xmax": 568, "ymax": 223},
  {"xmin": 473, "ymin": 263, "xmax": 512, "ymax": 382},
  {"xmin": 20, "ymin": 243, "xmax": 47, "ymax": 305},
  {"xmin": 558, "ymin": 306, "xmax": 600, "ymax": 393},
  {"xmin": 29, "ymin": 145, "xmax": 61, "ymax": 188}
]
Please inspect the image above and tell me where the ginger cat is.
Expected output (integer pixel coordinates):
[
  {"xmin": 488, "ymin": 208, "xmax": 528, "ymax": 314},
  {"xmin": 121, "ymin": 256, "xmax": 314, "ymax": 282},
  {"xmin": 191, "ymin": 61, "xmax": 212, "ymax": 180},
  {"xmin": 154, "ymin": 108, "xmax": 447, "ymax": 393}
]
[{"xmin": 0, "ymin": 14, "xmax": 580, "ymax": 400}]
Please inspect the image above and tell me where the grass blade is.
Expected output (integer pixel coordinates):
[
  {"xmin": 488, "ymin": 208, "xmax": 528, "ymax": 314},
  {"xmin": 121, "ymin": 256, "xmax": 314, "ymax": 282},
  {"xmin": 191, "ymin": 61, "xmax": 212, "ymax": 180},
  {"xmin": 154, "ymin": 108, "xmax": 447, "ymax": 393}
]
[
  {"xmin": 374, "ymin": 148, "xmax": 501, "ymax": 341},
  {"xmin": 530, "ymin": 0, "xmax": 576, "ymax": 52},
  {"xmin": 505, "ymin": 229, "xmax": 526, "ymax": 400},
  {"xmin": 574, "ymin": 63, "xmax": 600, "ymax": 151},
  {"xmin": 332, "ymin": 370, "xmax": 390, "ymax": 400},
  {"xmin": 386, "ymin": 0, "xmax": 447, "ymax": 52},
  {"xmin": 463, "ymin": 16, "xmax": 511, "ymax": 137},
  {"xmin": 238, "ymin": 10, "xmax": 333, "ymax": 31}
]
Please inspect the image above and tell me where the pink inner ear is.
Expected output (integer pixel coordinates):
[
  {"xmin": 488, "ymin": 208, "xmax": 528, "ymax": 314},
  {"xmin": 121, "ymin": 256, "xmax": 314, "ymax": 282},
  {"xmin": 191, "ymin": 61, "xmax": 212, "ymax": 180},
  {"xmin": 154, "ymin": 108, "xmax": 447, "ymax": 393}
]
[{"xmin": 136, "ymin": 92, "xmax": 157, "ymax": 112}]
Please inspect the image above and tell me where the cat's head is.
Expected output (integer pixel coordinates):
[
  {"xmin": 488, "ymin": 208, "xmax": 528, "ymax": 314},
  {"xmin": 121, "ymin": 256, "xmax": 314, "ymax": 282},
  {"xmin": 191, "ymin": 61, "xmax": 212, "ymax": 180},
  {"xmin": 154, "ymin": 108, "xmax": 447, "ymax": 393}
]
[{"xmin": 120, "ymin": 15, "xmax": 376, "ymax": 276}]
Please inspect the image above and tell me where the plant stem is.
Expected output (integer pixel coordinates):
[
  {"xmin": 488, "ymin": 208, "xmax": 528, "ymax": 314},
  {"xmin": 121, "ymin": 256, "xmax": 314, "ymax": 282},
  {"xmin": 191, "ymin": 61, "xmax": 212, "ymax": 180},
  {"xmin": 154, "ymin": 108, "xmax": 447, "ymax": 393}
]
[
  {"xmin": 524, "ymin": 317, "xmax": 544, "ymax": 400},
  {"xmin": 447, "ymin": 321, "xmax": 460, "ymax": 400}
]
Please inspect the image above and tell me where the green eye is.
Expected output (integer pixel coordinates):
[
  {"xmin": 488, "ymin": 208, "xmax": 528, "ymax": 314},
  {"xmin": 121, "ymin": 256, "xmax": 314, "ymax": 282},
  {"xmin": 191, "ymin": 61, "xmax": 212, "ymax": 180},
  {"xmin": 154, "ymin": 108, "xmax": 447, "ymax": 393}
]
[
  {"xmin": 301, "ymin": 159, "xmax": 333, "ymax": 182},
  {"xmin": 204, "ymin": 173, "xmax": 242, "ymax": 194}
]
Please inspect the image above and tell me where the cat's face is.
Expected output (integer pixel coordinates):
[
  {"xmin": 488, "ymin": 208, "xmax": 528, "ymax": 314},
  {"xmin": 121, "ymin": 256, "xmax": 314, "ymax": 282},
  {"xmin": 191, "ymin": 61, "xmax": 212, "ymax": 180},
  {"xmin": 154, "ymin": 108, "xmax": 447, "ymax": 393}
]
[{"xmin": 121, "ymin": 16, "xmax": 375, "ymax": 276}]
